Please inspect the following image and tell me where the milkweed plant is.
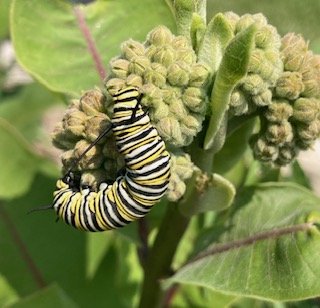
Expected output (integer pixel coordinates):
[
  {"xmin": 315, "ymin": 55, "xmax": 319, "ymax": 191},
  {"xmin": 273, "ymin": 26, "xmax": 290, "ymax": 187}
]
[{"xmin": 1, "ymin": 0, "xmax": 320, "ymax": 307}]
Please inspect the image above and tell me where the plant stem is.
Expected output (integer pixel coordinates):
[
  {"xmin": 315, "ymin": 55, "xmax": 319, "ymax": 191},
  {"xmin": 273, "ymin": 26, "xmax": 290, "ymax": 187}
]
[
  {"xmin": 138, "ymin": 202, "xmax": 189, "ymax": 308},
  {"xmin": 138, "ymin": 143, "xmax": 215, "ymax": 307}
]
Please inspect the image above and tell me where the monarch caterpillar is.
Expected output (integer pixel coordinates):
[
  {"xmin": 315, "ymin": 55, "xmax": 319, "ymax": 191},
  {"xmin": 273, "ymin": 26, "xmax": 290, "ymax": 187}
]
[{"xmin": 51, "ymin": 87, "xmax": 171, "ymax": 231}]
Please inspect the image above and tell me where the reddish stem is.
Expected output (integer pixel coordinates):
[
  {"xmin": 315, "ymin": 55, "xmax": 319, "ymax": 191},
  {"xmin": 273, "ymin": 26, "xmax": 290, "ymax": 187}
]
[{"xmin": 73, "ymin": 6, "xmax": 107, "ymax": 82}]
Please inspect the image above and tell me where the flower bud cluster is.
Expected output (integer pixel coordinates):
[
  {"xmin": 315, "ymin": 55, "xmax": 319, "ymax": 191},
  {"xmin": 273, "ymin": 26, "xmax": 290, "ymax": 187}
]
[
  {"xmin": 105, "ymin": 25, "xmax": 210, "ymax": 147},
  {"xmin": 225, "ymin": 13, "xmax": 283, "ymax": 116},
  {"xmin": 250, "ymin": 33, "xmax": 320, "ymax": 166},
  {"xmin": 52, "ymin": 89, "xmax": 122, "ymax": 185},
  {"xmin": 166, "ymin": 152, "xmax": 196, "ymax": 201}
]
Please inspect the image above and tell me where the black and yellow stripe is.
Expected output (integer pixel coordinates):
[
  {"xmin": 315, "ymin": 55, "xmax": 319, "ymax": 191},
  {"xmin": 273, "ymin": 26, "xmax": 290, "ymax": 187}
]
[{"xmin": 52, "ymin": 87, "xmax": 171, "ymax": 231}]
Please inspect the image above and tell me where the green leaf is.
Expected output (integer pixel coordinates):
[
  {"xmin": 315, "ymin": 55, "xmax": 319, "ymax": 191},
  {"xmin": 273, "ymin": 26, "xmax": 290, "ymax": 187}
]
[
  {"xmin": 0, "ymin": 84, "xmax": 61, "ymax": 198},
  {"xmin": 179, "ymin": 171, "xmax": 235, "ymax": 217},
  {"xmin": 214, "ymin": 118, "xmax": 256, "ymax": 174},
  {"xmin": 11, "ymin": 0, "xmax": 175, "ymax": 96},
  {"xmin": 172, "ymin": 284, "xmax": 237, "ymax": 308},
  {"xmin": 166, "ymin": 183, "xmax": 320, "ymax": 301},
  {"xmin": 0, "ymin": 274, "xmax": 19, "ymax": 307},
  {"xmin": 204, "ymin": 24, "xmax": 256, "ymax": 150},
  {"xmin": 8, "ymin": 284, "xmax": 78, "ymax": 308},
  {"xmin": 0, "ymin": 174, "xmax": 138, "ymax": 307},
  {"xmin": 85, "ymin": 232, "xmax": 112, "ymax": 279},
  {"xmin": 280, "ymin": 161, "xmax": 312, "ymax": 190},
  {"xmin": 0, "ymin": 117, "xmax": 39, "ymax": 199},
  {"xmin": 0, "ymin": 0, "xmax": 10, "ymax": 39},
  {"xmin": 0, "ymin": 83, "xmax": 61, "ymax": 142},
  {"xmin": 197, "ymin": 13, "xmax": 234, "ymax": 73},
  {"xmin": 173, "ymin": 0, "xmax": 194, "ymax": 38}
]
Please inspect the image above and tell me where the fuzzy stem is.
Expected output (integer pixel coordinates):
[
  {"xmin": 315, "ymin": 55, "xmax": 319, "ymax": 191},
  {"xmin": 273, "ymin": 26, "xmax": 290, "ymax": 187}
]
[{"xmin": 138, "ymin": 133, "xmax": 216, "ymax": 307}]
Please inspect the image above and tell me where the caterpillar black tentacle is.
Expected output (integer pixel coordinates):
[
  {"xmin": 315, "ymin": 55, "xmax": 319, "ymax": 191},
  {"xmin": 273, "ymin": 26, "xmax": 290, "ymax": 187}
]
[{"xmin": 52, "ymin": 86, "xmax": 171, "ymax": 231}]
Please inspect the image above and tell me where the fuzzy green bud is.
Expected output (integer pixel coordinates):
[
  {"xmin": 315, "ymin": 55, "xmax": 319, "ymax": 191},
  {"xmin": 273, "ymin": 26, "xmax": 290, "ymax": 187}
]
[
  {"xmin": 52, "ymin": 123, "xmax": 79, "ymax": 150},
  {"xmin": 255, "ymin": 25, "xmax": 281, "ymax": 50},
  {"xmin": 171, "ymin": 36, "xmax": 189, "ymax": 49},
  {"xmin": 61, "ymin": 149, "xmax": 75, "ymax": 169},
  {"xmin": 128, "ymin": 56, "xmax": 150, "ymax": 76},
  {"xmin": 275, "ymin": 71, "xmax": 305, "ymax": 100},
  {"xmin": 79, "ymin": 89, "xmax": 106, "ymax": 116},
  {"xmin": 73, "ymin": 140, "xmax": 104, "ymax": 170},
  {"xmin": 167, "ymin": 174, "xmax": 186, "ymax": 202},
  {"xmin": 189, "ymin": 63, "xmax": 210, "ymax": 87},
  {"xmin": 62, "ymin": 109, "xmax": 87, "ymax": 137},
  {"xmin": 265, "ymin": 122, "xmax": 293, "ymax": 145},
  {"xmin": 293, "ymin": 98, "xmax": 320, "ymax": 123},
  {"xmin": 140, "ymin": 83, "xmax": 163, "ymax": 107},
  {"xmin": 157, "ymin": 116, "xmax": 183, "ymax": 145},
  {"xmin": 276, "ymin": 145, "xmax": 297, "ymax": 166},
  {"xmin": 281, "ymin": 33, "xmax": 308, "ymax": 72},
  {"xmin": 252, "ymin": 136, "xmax": 279, "ymax": 162},
  {"xmin": 166, "ymin": 153, "xmax": 195, "ymax": 201},
  {"xmin": 265, "ymin": 100, "xmax": 293, "ymax": 123},
  {"xmin": 167, "ymin": 61, "xmax": 190, "ymax": 86},
  {"xmin": 84, "ymin": 114, "xmax": 110, "ymax": 143},
  {"xmin": 151, "ymin": 103, "xmax": 170, "ymax": 120},
  {"xmin": 152, "ymin": 45, "xmax": 175, "ymax": 67},
  {"xmin": 296, "ymin": 121, "xmax": 320, "ymax": 142},
  {"xmin": 229, "ymin": 90, "xmax": 248, "ymax": 115},
  {"xmin": 176, "ymin": 48, "xmax": 196, "ymax": 65},
  {"xmin": 252, "ymin": 89, "xmax": 272, "ymax": 106},
  {"xmin": 126, "ymin": 74, "xmax": 143, "ymax": 88},
  {"xmin": 110, "ymin": 59, "xmax": 130, "ymax": 78},
  {"xmin": 169, "ymin": 99, "xmax": 188, "ymax": 120},
  {"xmin": 180, "ymin": 114, "xmax": 202, "ymax": 136},
  {"xmin": 242, "ymin": 74, "xmax": 266, "ymax": 95},
  {"xmin": 182, "ymin": 87, "xmax": 205, "ymax": 113},
  {"xmin": 105, "ymin": 78, "xmax": 126, "ymax": 96},
  {"xmin": 121, "ymin": 39, "xmax": 145, "ymax": 60},
  {"xmin": 147, "ymin": 26, "xmax": 173, "ymax": 46},
  {"xmin": 223, "ymin": 11, "xmax": 240, "ymax": 32},
  {"xmin": 144, "ymin": 62, "xmax": 167, "ymax": 87}
]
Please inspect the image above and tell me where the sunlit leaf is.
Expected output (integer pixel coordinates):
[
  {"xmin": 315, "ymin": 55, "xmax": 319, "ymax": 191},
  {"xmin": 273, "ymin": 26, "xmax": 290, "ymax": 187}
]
[{"xmin": 166, "ymin": 183, "xmax": 320, "ymax": 301}]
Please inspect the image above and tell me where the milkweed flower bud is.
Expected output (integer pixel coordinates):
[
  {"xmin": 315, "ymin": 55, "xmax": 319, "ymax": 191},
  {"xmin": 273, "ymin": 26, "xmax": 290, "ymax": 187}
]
[
  {"xmin": 152, "ymin": 45, "xmax": 175, "ymax": 67},
  {"xmin": 182, "ymin": 87, "xmax": 206, "ymax": 113},
  {"xmin": 147, "ymin": 25, "xmax": 173, "ymax": 46},
  {"xmin": 265, "ymin": 100, "xmax": 293, "ymax": 123},
  {"xmin": 105, "ymin": 25, "xmax": 210, "ymax": 147},
  {"xmin": 293, "ymin": 98, "xmax": 320, "ymax": 123},
  {"xmin": 166, "ymin": 153, "xmax": 196, "ymax": 201},
  {"xmin": 276, "ymin": 145, "xmax": 297, "ymax": 166},
  {"xmin": 265, "ymin": 122, "xmax": 293, "ymax": 145},
  {"xmin": 281, "ymin": 33, "xmax": 308, "ymax": 72},
  {"xmin": 62, "ymin": 109, "xmax": 86, "ymax": 138},
  {"xmin": 189, "ymin": 63, "xmax": 210, "ymax": 87},
  {"xmin": 79, "ymin": 88, "xmax": 107, "ymax": 116},
  {"xmin": 144, "ymin": 62, "xmax": 167, "ymax": 87},
  {"xmin": 250, "ymin": 32, "xmax": 320, "ymax": 166},
  {"xmin": 251, "ymin": 135, "xmax": 279, "ymax": 162},
  {"xmin": 167, "ymin": 61, "xmax": 190, "ymax": 86},
  {"xmin": 224, "ymin": 12, "xmax": 283, "ymax": 115},
  {"xmin": 275, "ymin": 71, "xmax": 305, "ymax": 100},
  {"xmin": 52, "ymin": 123, "xmax": 78, "ymax": 150},
  {"xmin": 128, "ymin": 56, "xmax": 150, "ymax": 76},
  {"xmin": 121, "ymin": 40, "xmax": 145, "ymax": 60},
  {"xmin": 105, "ymin": 78, "xmax": 126, "ymax": 96},
  {"xmin": 84, "ymin": 114, "xmax": 110, "ymax": 143},
  {"xmin": 73, "ymin": 140, "xmax": 104, "ymax": 171},
  {"xmin": 110, "ymin": 59, "xmax": 130, "ymax": 79}
]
